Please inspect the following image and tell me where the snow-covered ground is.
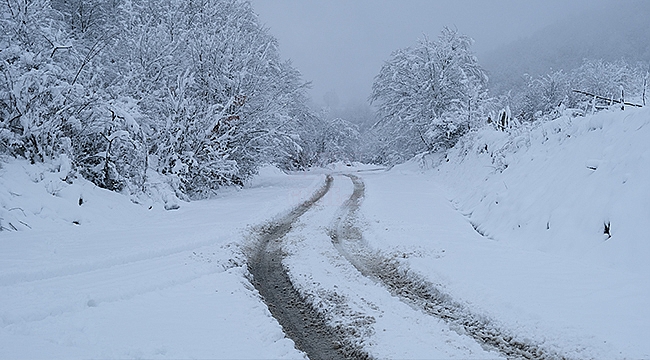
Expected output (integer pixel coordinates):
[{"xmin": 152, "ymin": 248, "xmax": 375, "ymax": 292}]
[
  {"xmin": 1, "ymin": 106, "xmax": 648, "ymax": 359},
  {"xmin": 281, "ymin": 174, "xmax": 500, "ymax": 359},
  {"xmin": 0, "ymin": 162, "xmax": 322, "ymax": 359},
  {"xmin": 357, "ymin": 107, "xmax": 650, "ymax": 358}
]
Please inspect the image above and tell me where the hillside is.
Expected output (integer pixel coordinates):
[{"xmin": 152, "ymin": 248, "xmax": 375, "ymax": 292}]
[
  {"xmin": 431, "ymin": 106, "xmax": 650, "ymax": 274},
  {"xmin": 482, "ymin": 0, "xmax": 650, "ymax": 93},
  {"xmin": 353, "ymin": 106, "xmax": 650, "ymax": 358}
]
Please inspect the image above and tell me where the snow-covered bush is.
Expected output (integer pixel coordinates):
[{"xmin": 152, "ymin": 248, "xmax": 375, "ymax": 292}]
[
  {"xmin": 312, "ymin": 117, "xmax": 360, "ymax": 165},
  {"xmin": 512, "ymin": 59, "xmax": 648, "ymax": 123},
  {"xmin": 0, "ymin": 0, "xmax": 77, "ymax": 162},
  {"xmin": 573, "ymin": 59, "xmax": 646, "ymax": 102}
]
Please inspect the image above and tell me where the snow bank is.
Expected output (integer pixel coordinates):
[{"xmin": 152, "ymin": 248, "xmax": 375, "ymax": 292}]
[
  {"xmin": 434, "ymin": 107, "xmax": 650, "ymax": 273},
  {"xmin": 0, "ymin": 157, "xmax": 150, "ymax": 232},
  {"xmin": 357, "ymin": 108, "xmax": 650, "ymax": 358}
]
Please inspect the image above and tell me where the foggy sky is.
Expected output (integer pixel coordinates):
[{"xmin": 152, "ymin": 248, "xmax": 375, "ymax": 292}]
[{"xmin": 251, "ymin": 0, "xmax": 612, "ymax": 108}]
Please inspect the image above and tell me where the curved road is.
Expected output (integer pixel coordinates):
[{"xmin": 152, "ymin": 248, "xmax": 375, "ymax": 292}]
[{"xmin": 248, "ymin": 173, "xmax": 567, "ymax": 360}]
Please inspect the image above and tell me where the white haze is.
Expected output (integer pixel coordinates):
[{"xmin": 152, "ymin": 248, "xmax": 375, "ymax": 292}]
[{"xmin": 251, "ymin": 0, "xmax": 614, "ymax": 107}]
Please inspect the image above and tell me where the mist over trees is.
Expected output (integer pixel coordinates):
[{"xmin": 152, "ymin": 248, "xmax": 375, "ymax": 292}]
[
  {"xmin": 364, "ymin": 18, "xmax": 649, "ymax": 165},
  {"xmin": 482, "ymin": 0, "xmax": 650, "ymax": 94},
  {"xmin": 511, "ymin": 59, "xmax": 648, "ymax": 123}
]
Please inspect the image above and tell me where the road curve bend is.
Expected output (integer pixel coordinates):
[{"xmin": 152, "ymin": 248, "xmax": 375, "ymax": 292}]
[{"xmin": 247, "ymin": 175, "xmax": 371, "ymax": 360}]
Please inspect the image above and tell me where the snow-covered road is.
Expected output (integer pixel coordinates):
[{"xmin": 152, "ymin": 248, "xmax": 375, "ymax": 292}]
[
  {"xmin": 252, "ymin": 167, "xmax": 647, "ymax": 359},
  {"xmin": 273, "ymin": 173, "xmax": 501, "ymax": 359},
  {"xmin": 1, "ymin": 158, "xmax": 647, "ymax": 359},
  {"xmin": 258, "ymin": 171, "xmax": 597, "ymax": 359}
]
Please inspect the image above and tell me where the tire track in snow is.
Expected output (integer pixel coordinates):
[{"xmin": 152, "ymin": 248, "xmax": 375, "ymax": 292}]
[
  {"xmin": 330, "ymin": 174, "xmax": 569, "ymax": 360},
  {"xmin": 247, "ymin": 175, "xmax": 371, "ymax": 360}
]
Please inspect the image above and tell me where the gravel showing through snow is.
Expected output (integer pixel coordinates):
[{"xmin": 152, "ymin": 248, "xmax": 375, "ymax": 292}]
[{"xmin": 247, "ymin": 175, "xmax": 368, "ymax": 359}]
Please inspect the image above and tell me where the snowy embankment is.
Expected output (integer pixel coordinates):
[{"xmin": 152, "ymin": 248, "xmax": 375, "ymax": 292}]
[
  {"xmin": 359, "ymin": 107, "xmax": 650, "ymax": 359},
  {"xmin": 438, "ymin": 106, "xmax": 650, "ymax": 272},
  {"xmin": 0, "ymin": 162, "xmax": 323, "ymax": 359}
]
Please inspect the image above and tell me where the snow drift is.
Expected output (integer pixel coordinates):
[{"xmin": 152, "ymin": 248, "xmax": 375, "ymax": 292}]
[{"xmin": 432, "ymin": 106, "xmax": 650, "ymax": 273}]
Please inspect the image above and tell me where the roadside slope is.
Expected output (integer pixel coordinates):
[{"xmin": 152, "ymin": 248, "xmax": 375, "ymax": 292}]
[
  {"xmin": 436, "ymin": 107, "xmax": 650, "ymax": 272},
  {"xmin": 356, "ymin": 107, "xmax": 650, "ymax": 359}
]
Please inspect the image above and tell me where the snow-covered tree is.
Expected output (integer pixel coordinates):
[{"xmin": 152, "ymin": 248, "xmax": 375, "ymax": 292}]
[
  {"xmin": 511, "ymin": 59, "xmax": 648, "ymax": 123},
  {"xmin": 517, "ymin": 70, "xmax": 570, "ymax": 122},
  {"xmin": 312, "ymin": 117, "xmax": 360, "ymax": 165},
  {"xmin": 573, "ymin": 59, "xmax": 645, "ymax": 104},
  {"xmin": 2, "ymin": 0, "xmax": 318, "ymax": 199},
  {"xmin": 132, "ymin": 0, "xmax": 311, "ymax": 196},
  {"xmin": 370, "ymin": 27, "xmax": 488, "ymax": 162},
  {"xmin": 0, "ymin": 0, "xmax": 79, "ymax": 163}
]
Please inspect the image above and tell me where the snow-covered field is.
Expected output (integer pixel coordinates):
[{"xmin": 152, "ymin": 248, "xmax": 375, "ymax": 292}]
[
  {"xmin": 1, "ymin": 107, "xmax": 648, "ymax": 359},
  {"xmin": 0, "ymin": 162, "xmax": 322, "ymax": 359}
]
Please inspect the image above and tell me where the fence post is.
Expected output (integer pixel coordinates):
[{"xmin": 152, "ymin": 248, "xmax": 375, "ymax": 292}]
[
  {"xmin": 643, "ymin": 72, "xmax": 650, "ymax": 106},
  {"xmin": 592, "ymin": 94, "xmax": 597, "ymax": 114},
  {"xmin": 620, "ymin": 85, "xmax": 625, "ymax": 111}
]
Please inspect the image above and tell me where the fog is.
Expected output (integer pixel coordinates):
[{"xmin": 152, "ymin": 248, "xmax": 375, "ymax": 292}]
[{"xmin": 251, "ymin": 0, "xmax": 614, "ymax": 107}]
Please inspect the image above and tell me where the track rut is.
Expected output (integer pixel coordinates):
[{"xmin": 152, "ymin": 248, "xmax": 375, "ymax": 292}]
[
  {"xmin": 249, "ymin": 173, "xmax": 569, "ymax": 359},
  {"xmin": 330, "ymin": 174, "xmax": 568, "ymax": 360},
  {"xmin": 247, "ymin": 175, "xmax": 370, "ymax": 359}
]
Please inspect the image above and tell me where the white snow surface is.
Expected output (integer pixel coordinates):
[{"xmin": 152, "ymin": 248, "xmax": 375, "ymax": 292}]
[
  {"xmin": 357, "ymin": 107, "xmax": 649, "ymax": 358},
  {"xmin": 281, "ymin": 174, "xmax": 500, "ymax": 359},
  {"xmin": 0, "ymin": 161, "xmax": 321, "ymax": 359},
  {"xmin": 1, "ymin": 107, "xmax": 649, "ymax": 359}
]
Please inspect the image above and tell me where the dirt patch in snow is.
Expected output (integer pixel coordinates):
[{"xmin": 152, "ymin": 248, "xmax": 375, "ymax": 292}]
[{"xmin": 247, "ymin": 175, "xmax": 371, "ymax": 360}]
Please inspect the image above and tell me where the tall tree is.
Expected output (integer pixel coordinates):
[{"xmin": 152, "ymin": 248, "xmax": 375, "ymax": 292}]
[{"xmin": 370, "ymin": 27, "xmax": 488, "ymax": 162}]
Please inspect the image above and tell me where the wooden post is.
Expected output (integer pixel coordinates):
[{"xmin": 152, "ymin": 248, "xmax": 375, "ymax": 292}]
[
  {"xmin": 592, "ymin": 94, "xmax": 597, "ymax": 114},
  {"xmin": 620, "ymin": 85, "xmax": 625, "ymax": 111},
  {"xmin": 643, "ymin": 72, "xmax": 650, "ymax": 106}
]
